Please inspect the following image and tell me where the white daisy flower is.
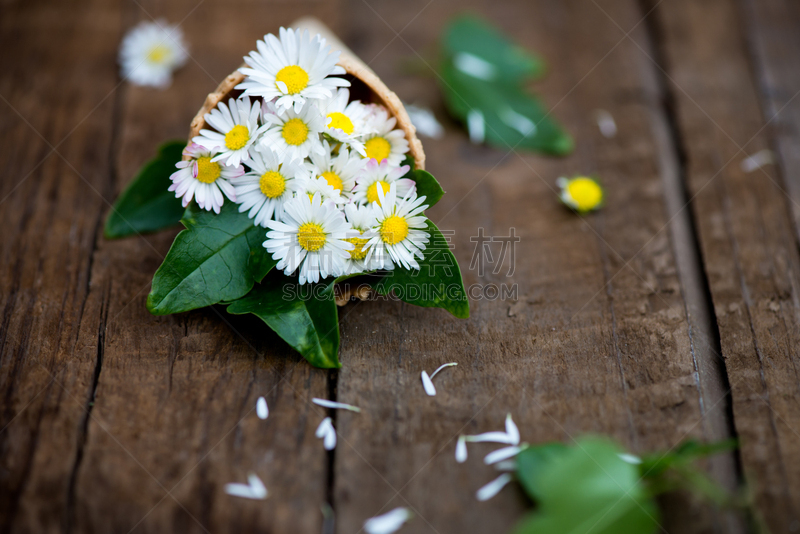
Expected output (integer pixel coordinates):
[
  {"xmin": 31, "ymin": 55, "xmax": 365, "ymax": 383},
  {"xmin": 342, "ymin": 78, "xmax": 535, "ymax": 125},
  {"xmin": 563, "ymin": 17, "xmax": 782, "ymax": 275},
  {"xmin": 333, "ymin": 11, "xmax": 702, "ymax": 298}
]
[
  {"xmin": 295, "ymin": 175, "xmax": 346, "ymax": 207},
  {"xmin": 237, "ymin": 27, "xmax": 349, "ymax": 113},
  {"xmin": 168, "ymin": 143, "xmax": 243, "ymax": 214},
  {"xmin": 118, "ymin": 20, "xmax": 188, "ymax": 88},
  {"xmin": 231, "ymin": 146, "xmax": 306, "ymax": 226},
  {"xmin": 365, "ymin": 184, "xmax": 429, "ymax": 271},
  {"xmin": 264, "ymin": 193, "xmax": 353, "ymax": 284},
  {"xmin": 260, "ymin": 101, "xmax": 325, "ymax": 162},
  {"xmin": 308, "ymin": 141, "xmax": 365, "ymax": 200},
  {"xmin": 361, "ymin": 105, "xmax": 410, "ymax": 166},
  {"xmin": 315, "ymin": 89, "xmax": 373, "ymax": 155},
  {"xmin": 343, "ymin": 203, "xmax": 387, "ymax": 275},
  {"xmin": 352, "ymin": 159, "xmax": 415, "ymax": 207},
  {"xmin": 193, "ymin": 96, "xmax": 265, "ymax": 168}
]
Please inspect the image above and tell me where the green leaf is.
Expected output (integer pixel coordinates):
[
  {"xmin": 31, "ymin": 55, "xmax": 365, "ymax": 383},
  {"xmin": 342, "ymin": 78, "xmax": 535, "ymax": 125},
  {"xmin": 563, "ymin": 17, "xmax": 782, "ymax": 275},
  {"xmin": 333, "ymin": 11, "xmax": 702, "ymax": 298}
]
[
  {"xmin": 146, "ymin": 202, "xmax": 276, "ymax": 315},
  {"xmin": 411, "ymin": 169, "xmax": 444, "ymax": 208},
  {"xmin": 104, "ymin": 140, "xmax": 186, "ymax": 238},
  {"xmin": 515, "ymin": 443, "xmax": 569, "ymax": 502},
  {"xmin": 640, "ymin": 438, "xmax": 738, "ymax": 479},
  {"xmin": 443, "ymin": 15, "xmax": 546, "ymax": 83},
  {"xmin": 513, "ymin": 437, "xmax": 660, "ymax": 534},
  {"xmin": 227, "ymin": 274, "xmax": 341, "ymax": 368},
  {"xmin": 374, "ymin": 220, "xmax": 469, "ymax": 318},
  {"xmin": 440, "ymin": 60, "xmax": 573, "ymax": 155}
]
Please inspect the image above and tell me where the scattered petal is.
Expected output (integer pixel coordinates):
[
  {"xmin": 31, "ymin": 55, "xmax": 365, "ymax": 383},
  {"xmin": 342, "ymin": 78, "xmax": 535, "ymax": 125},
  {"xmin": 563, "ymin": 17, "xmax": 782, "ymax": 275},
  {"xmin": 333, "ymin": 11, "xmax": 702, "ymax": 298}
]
[
  {"xmin": 741, "ymin": 149, "xmax": 774, "ymax": 173},
  {"xmin": 504, "ymin": 414, "xmax": 520, "ymax": 445},
  {"xmin": 312, "ymin": 398, "xmax": 361, "ymax": 412},
  {"xmin": 364, "ymin": 507, "xmax": 413, "ymax": 534},
  {"xmin": 421, "ymin": 371, "xmax": 436, "ymax": 396},
  {"xmin": 225, "ymin": 473, "xmax": 268, "ymax": 500},
  {"xmin": 455, "ymin": 435, "xmax": 468, "ymax": 463},
  {"xmin": 256, "ymin": 396, "xmax": 269, "ymax": 420},
  {"xmin": 429, "ymin": 362, "xmax": 458, "ymax": 379},
  {"xmin": 464, "ymin": 431, "xmax": 517, "ymax": 445},
  {"xmin": 618, "ymin": 453, "xmax": 642, "ymax": 465},
  {"xmin": 484, "ymin": 446, "xmax": 522, "ymax": 465},
  {"xmin": 467, "ymin": 109, "xmax": 485, "ymax": 144},
  {"xmin": 494, "ymin": 459, "xmax": 517, "ymax": 471},
  {"xmin": 405, "ymin": 104, "xmax": 444, "ymax": 139},
  {"xmin": 476, "ymin": 473, "xmax": 514, "ymax": 501},
  {"xmin": 594, "ymin": 109, "xmax": 617, "ymax": 138},
  {"xmin": 316, "ymin": 417, "xmax": 337, "ymax": 450}
]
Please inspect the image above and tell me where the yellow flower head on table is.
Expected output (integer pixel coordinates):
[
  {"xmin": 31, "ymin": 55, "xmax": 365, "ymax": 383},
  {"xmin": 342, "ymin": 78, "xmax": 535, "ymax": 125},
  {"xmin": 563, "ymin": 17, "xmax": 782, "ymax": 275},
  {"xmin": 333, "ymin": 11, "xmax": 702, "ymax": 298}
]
[{"xmin": 557, "ymin": 176, "xmax": 604, "ymax": 213}]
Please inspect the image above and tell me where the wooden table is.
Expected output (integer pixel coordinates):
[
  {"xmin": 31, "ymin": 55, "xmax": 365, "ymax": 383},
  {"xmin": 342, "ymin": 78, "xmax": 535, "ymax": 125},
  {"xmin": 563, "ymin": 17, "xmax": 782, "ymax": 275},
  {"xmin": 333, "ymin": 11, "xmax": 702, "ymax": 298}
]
[{"xmin": 2, "ymin": 0, "xmax": 799, "ymax": 532}]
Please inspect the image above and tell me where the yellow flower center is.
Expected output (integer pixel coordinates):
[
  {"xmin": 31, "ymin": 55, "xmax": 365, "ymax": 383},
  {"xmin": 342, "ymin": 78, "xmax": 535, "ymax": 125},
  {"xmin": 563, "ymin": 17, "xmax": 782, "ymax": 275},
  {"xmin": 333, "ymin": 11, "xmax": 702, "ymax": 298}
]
[
  {"xmin": 297, "ymin": 222, "xmax": 326, "ymax": 252},
  {"xmin": 380, "ymin": 215, "xmax": 409, "ymax": 245},
  {"xmin": 224, "ymin": 124, "xmax": 249, "ymax": 151},
  {"xmin": 259, "ymin": 171, "xmax": 286, "ymax": 198},
  {"xmin": 321, "ymin": 171, "xmax": 343, "ymax": 192},
  {"xmin": 195, "ymin": 157, "xmax": 221, "ymax": 184},
  {"xmin": 275, "ymin": 65, "xmax": 309, "ymax": 94},
  {"xmin": 346, "ymin": 233, "xmax": 369, "ymax": 260},
  {"xmin": 364, "ymin": 136, "xmax": 392, "ymax": 162},
  {"xmin": 326, "ymin": 112, "xmax": 354, "ymax": 135},
  {"xmin": 282, "ymin": 118, "xmax": 309, "ymax": 146},
  {"xmin": 146, "ymin": 45, "xmax": 170, "ymax": 64},
  {"xmin": 366, "ymin": 180, "xmax": 390, "ymax": 205},
  {"xmin": 566, "ymin": 177, "xmax": 603, "ymax": 212}
]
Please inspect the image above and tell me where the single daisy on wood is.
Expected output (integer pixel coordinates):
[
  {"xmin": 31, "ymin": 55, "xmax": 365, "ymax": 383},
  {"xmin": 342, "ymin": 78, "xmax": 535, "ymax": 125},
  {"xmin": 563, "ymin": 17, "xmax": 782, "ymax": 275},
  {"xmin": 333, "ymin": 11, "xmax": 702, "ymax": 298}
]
[
  {"xmin": 237, "ymin": 27, "xmax": 349, "ymax": 113},
  {"xmin": 193, "ymin": 96, "xmax": 265, "ymax": 168},
  {"xmin": 264, "ymin": 193, "xmax": 353, "ymax": 284},
  {"xmin": 556, "ymin": 175, "xmax": 604, "ymax": 213},
  {"xmin": 365, "ymin": 183, "xmax": 429, "ymax": 271},
  {"xmin": 169, "ymin": 143, "xmax": 242, "ymax": 214},
  {"xmin": 118, "ymin": 20, "xmax": 188, "ymax": 88}
]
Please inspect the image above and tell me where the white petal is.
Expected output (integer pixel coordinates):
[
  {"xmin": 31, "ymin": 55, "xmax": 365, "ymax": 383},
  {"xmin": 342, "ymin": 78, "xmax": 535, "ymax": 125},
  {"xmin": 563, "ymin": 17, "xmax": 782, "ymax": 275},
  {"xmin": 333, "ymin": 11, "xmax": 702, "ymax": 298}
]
[
  {"xmin": 323, "ymin": 426, "xmax": 337, "ymax": 451},
  {"xmin": 247, "ymin": 473, "xmax": 268, "ymax": 498},
  {"xmin": 618, "ymin": 453, "xmax": 642, "ymax": 465},
  {"xmin": 363, "ymin": 507, "xmax": 413, "ymax": 534},
  {"xmin": 484, "ymin": 446, "xmax": 522, "ymax": 465},
  {"xmin": 224, "ymin": 483, "xmax": 257, "ymax": 499},
  {"xmin": 429, "ymin": 362, "xmax": 458, "ymax": 379},
  {"xmin": 505, "ymin": 414, "xmax": 520, "ymax": 445},
  {"xmin": 312, "ymin": 398, "xmax": 361, "ymax": 412},
  {"xmin": 256, "ymin": 397, "xmax": 269, "ymax": 420},
  {"xmin": 316, "ymin": 417, "xmax": 333, "ymax": 438},
  {"xmin": 476, "ymin": 473, "xmax": 513, "ymax": 502},
  {"xmin": 421, "ymin": 371, "xmax": 436, "ymax": 396},
  {"xmin": 464, "ymin": 432, "xmax": 517, "ymax": 445},
  {"xmin": 494, "ymin": 460, "xmax": 517, "ymax": 471},
  {"xmin": 455, "ymin": 435, "xmax": 468, "ymax": 463}
]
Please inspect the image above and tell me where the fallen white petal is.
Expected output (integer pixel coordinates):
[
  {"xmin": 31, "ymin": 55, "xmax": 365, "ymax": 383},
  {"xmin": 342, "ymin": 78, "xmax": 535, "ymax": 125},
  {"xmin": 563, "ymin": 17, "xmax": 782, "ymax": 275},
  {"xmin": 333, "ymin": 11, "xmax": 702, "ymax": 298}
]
[
  {"xmin": 421, "ymin": 371, "xmax": 436, "ymax": 396},
  {"xmin": 364, "ymin": 507, "xmax": 413, "ymax": 534},
  {"xmin": 455, "ymin": 435, "xmax": 468, "ymax": 463},
  {"xmin": 594, "ymin": 109, "xmax": 617, "ymax": 138},
  {"xmin": 405, "ymin": 104, "xmax": 444, "ymax": 139},
  {"xmin": 313, "ymin": 398, "xmax": 361, "ymax": 412},
  {"xmin": 467, "ymin": 109, "xmax": 486, "ymax": 144},
  {"xmin": 256, "ymin": 397, "xmax": 269, "ymax": 420},
  {"xmin": 494, "ymin": 459, "xmax": 517, "ymax": 471},
  {"xmin": 429, "ymin": 362, "xmax": 458, "ymax": 379},
  {"xmin": 247, "ymin": 473, "xmax": 268, "ymax": 498},
  {"xmin": 741, "ymin": 149, "xmax": 774, "ymax": 173},
  {"xmin": 316, "ymin": 417, "xmax": 337, "ymax": 450},
  {"xmin": 316, "ymin": 417, "xmax": 333, "ymax": 438},
  {"xmin": 618, "ymin": 453, "xmax": 642, "ymax": 465},
  {"xmin": 484, "ymin": 446, "xmax": 522, "ymax": 465},
  {"xmin": 504, "ymin": 414, "xmax": 520, "ymax": 445},
  {"xmin": 464, "ymin": 431, "xmax": 517, "ymax": 444},
  {"xmin": 476, "ymin": 473, "xmax": 514, "ymax": 501}
]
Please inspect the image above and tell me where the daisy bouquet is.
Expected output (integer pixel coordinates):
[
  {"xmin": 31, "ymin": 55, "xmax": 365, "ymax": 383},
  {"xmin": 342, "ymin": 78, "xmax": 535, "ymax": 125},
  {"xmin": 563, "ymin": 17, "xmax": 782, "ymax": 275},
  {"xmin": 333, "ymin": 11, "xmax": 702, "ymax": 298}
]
[{"xmin": 106, "ymin": 19, "xmax": 468, "ymax": 368}]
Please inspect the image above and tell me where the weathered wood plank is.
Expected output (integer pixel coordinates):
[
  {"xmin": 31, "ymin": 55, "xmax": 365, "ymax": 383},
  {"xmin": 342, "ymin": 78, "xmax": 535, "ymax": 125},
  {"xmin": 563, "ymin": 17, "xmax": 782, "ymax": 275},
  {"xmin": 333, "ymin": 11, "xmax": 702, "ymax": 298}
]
[
  {"xmin": 0, "ymin": 0, "xmax": 124, "ymax": 531},
  {"xmin": 332, "ymin": 0, "xmax": 738, "ymax": 532},
  {"xmin": 649, "ymin": 0, "xmax": 800, "ymax": 529},
  {"xmin": 65, "ymin": 2, "xmax": 344, "ymax": 533}
]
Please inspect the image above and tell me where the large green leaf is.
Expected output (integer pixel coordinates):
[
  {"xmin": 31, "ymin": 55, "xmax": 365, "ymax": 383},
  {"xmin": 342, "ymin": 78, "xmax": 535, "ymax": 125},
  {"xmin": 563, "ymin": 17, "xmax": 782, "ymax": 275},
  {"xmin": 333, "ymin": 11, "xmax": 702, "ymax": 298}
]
[
  {"xmin": 104, "ymin": 140, "xmax": 186, "ymax": 238},
  {"xmin": 411, "ymin": 169, "xmax": 444, "ymax": 208},
  {"xmin": 515, "ymin": 443, "xmax": 568, "ymax": 502},
  {"xmin": 227, "ymin": 274, "xmax": 340, "ymax": 368},
  {"xmin": 442, "ymin": 15, "xmax": 546, "ymax": 84},
  {"xmin": 513, "ymin": 437, "xmax": 660, "ymax": 534},
  {"xmin": 146, "ymin": 202, "xmax": 276, "ymax": 315},
  {"xmin": 374, "ymin": 219, "xmax": 469, "ymax": 318},
  {"xmin": 440, "ymin": 60, "xmax": 573, "ymax": 155}
]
